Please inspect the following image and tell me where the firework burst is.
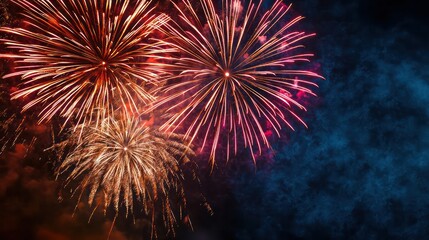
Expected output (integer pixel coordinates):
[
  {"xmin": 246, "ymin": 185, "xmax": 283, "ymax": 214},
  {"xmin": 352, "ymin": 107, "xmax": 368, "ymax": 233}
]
[
  {"xmin": 56, "ymin": 115, "xmax": 194, "ymax": 236},
  {"xmin": 0, "ymin": 0, "xmax": 171, "ymax": 125},
  {"xmin": 154, "ymin": 0, "xmax": 322, "ymax": 163}
]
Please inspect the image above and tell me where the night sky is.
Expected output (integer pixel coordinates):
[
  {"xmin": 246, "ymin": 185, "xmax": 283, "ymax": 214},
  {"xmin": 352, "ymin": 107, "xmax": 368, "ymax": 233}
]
[{"xmin": 1, "ymin": 0, "xmax": 429, "ymax": 239}]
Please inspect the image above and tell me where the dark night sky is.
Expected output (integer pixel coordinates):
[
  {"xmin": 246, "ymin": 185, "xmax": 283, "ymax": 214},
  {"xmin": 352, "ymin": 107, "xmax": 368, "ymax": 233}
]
[{"xmin": 1, "ymin": 0, "xmax": 429, "ymax": 239}]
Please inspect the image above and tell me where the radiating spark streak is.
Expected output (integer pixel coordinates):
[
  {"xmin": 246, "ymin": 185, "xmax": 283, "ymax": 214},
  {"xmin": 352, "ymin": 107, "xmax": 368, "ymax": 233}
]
[
  {"xmin": 153, "ymin": 0, "xmax": 322, "ymax": 164},
  {"xmin": 0, "ymin": 85, "xmax": 34, "ymax": 155},
  {"xmin": 0, "ymin": 0, "xmax": 173, "ymax": 125}
]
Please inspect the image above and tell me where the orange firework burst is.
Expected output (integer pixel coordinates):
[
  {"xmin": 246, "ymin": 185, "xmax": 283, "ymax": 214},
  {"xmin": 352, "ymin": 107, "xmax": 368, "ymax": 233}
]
[
  {"xmin": 0, "ymin": 0, "xmax": 171, "ymax": 125},
  {"xmin": 154, "ymin": 0, "xmax": 322, "ymax": 164},
  {"xmin": 56, "ymin": 114, "xmax": 194, "ymax": 236}
]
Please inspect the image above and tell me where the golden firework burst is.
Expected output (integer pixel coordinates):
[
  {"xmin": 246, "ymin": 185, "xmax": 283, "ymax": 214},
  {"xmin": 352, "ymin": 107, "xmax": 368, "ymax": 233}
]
[{"xmin": 56, "ymin": 114, "xmax": 194, "ymax": 236}]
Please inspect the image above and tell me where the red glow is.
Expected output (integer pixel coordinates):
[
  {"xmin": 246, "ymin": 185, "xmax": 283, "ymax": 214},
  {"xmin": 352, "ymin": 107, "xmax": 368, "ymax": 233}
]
[{"xmin": 264, "ymin": 130, "xmax": 273, "ymax": 138}]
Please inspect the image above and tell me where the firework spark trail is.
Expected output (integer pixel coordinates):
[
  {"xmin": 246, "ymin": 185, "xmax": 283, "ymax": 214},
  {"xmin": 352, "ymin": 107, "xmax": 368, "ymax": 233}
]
[
  {"xmin": 153, "ymin": 0, "xmax": 322, "ymax": 164},
  {"xmin": 55, "ymin": 114, "xmax": 194, "ymax": 236},
  {"xmin": 0, "ymin": 110, "xmax": 26, "ymax": 154},
  {"xmin": 0, "ymin": 84, "xmax": 38, "ymax": 155},
  {"xmin": 0, "ymin": 0, "xmax": 172, "ymax": 126}
]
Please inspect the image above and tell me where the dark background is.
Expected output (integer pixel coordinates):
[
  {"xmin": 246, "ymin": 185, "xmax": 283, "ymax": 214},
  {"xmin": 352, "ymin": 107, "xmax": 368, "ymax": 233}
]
[{"xmin": 1, "ymin": 0, "xmax": 429, "ymax": 239}]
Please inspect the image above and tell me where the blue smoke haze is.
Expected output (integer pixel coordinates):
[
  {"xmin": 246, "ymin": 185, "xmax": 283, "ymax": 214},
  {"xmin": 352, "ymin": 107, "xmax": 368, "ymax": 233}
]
[{"xmin": 180, "ymin": 0, "xmax": 429, "ymax": 239}]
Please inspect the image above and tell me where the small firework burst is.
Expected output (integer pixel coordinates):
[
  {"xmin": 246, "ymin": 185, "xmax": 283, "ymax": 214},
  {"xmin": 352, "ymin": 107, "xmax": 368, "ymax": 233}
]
[
  {"xmin": 154, "ymin": 0, "xmax": 322, "ymax": 163},
  {"xmin": 0, "ymin": 0, "xmax": 171, "ymax": 125},
  {"xmin": 56, "ymin": 115, "xmax": 194, "ymax": 235}
]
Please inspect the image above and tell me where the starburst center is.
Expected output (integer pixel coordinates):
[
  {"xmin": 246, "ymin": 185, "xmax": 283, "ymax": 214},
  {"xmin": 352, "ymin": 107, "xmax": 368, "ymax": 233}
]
[
  {"xmin": 100, "ymin": 61, "xmax": 109, "ymax": 70},
  {"xmin": 224, "ymin": 71, "xmax": 230, "ymax": 78}
]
